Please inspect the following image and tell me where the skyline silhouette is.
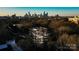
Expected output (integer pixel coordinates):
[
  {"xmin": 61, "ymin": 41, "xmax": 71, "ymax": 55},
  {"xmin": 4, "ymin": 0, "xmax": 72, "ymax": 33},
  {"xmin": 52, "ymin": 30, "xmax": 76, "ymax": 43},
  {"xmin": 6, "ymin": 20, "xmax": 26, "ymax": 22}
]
[{"xmin": 0, "ymin": 7, "xmax": 79, "ymax": 16}]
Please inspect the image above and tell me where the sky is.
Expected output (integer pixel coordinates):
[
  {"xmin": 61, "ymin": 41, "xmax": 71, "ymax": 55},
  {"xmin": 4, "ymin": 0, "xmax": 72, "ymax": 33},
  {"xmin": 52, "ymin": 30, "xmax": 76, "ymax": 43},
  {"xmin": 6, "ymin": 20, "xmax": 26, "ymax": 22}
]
[{"xmin": 0, "ymin": 7, "xmax": 79, "ymax": 16}]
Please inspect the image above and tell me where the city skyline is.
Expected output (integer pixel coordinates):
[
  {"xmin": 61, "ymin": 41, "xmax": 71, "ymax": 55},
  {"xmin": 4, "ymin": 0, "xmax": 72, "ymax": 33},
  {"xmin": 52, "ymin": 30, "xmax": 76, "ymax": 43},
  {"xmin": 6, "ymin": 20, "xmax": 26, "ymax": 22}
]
[{"xmin": 0, "ymin": 7, "xmax": 79, "ymax": 16}]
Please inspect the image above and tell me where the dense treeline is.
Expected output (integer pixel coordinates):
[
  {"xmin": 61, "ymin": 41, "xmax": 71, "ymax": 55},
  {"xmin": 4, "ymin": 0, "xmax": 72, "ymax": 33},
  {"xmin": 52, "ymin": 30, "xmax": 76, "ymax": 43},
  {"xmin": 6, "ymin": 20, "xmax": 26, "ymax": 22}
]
[{"xmin": 0, "ymin": 15, "xmax": 79, "ymax": 51}]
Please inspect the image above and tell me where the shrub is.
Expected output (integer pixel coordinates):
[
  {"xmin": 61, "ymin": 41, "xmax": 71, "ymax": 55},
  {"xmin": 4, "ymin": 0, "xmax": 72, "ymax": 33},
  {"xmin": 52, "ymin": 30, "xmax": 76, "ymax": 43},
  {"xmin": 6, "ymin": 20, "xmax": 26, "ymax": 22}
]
[
  {"xmin": 48, "ymin": 20, "xmax": 64, "ymax": 30},
  {"xmin": 57, "ymin": 33, "xmax": 79, "ymax": 50}
]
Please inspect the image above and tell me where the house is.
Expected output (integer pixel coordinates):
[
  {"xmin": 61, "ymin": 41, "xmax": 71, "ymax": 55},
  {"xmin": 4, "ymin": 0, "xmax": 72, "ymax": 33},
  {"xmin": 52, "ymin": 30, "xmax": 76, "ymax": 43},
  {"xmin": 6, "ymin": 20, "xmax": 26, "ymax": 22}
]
[{"xmin": 68, "ymin": 16, "xmax": 79, "ymax": 24}]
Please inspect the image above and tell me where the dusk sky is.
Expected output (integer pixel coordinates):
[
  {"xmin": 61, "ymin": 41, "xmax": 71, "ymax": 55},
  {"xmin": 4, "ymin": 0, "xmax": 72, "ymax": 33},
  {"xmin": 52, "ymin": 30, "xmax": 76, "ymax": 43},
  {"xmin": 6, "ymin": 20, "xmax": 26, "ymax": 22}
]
[{"xmin": 0, "ymin": 7, "xmax": 79, "ymax": 16}]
